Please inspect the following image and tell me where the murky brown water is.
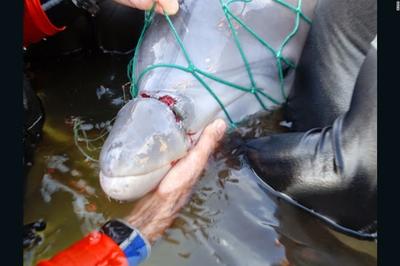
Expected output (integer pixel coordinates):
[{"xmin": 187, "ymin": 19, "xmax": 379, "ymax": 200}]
[{"xmin": 23, "ymin": 52, "xmax": 377, "ymax": 266}]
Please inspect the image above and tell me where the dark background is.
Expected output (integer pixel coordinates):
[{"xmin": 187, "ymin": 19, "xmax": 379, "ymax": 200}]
[{"xmin": 0, "ymin": 0, "xmax": 397, "ymax": 264}]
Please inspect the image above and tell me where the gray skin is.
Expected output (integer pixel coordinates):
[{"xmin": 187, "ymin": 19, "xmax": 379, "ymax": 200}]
[
  {"xmin": 243, "ymin": 0, "xmax": 377, "ymax": 239},
  {"xmin": 99, "ymin": 0, "xmax": 317, "ymax": 201}
]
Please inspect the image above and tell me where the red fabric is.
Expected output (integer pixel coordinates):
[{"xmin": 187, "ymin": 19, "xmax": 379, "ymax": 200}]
[
  {"xmin": 23, "ymin": 0, "xmax": 65, "ymax": 47},
  {"xmin": 37, "ymin": 231, "xmax": 129, "ymax": 266}
]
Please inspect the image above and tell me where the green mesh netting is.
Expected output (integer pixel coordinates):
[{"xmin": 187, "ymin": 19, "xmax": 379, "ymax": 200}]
[
  {"xmin": 128, "ymin": 0, "xmax": 311, "ymax": 127},
  {"xmin": 73, "ymin": 0, "xmax": 311, "ymax": 161}
]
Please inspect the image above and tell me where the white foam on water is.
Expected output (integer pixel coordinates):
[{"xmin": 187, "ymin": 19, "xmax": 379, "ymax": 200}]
[
  {"xmin": 111, "ymin": 96, "xmax": 125, "ymax": 106},
  {"xmin": 40, "ymin": 174, "xmax": 106, "ymax": 234},
  {"xmin": 45, "ymin": 155, "xmax": 70, "ymax": 173},
  {"xmin": 96, "ymin": 85, "xmax": 113, "ymax": 100},
  {"xmin": 79, "ymin": 123, "xmax": 94, "ymax": 131}
]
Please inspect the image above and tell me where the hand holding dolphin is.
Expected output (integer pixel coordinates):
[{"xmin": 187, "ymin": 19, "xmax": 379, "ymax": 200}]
[{"xmin": 125, "ymin": 118, "xmax": 226, "ymax": 243}]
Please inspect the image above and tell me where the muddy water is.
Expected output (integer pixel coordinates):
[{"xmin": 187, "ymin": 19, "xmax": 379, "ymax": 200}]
[{"xmin": 23, "ymin": 53, "xmax": 377, "ymax": 266}]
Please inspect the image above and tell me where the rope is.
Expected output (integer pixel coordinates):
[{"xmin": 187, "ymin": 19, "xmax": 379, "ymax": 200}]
[
  {"xmin": 128, "ymin": 0, "xmax": 312, "ymax": 128},
  {"xmin": 73, "ymin": 117, "xmax": 115, "ymax": 162}
]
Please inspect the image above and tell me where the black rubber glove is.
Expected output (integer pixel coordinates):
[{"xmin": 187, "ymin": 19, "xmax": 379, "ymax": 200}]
[
  {"xmin": 23, "ymin": 219, "xmax": 47, "ymax": 249},
  {"xmin": 40, "ymin": 0, "xmax": 100, "ymax": 28},
  {"xmin": 41, "ymin": 0, "xmax": 100, "ymax": 15},
  {"xmin": 70, "ymin": 0, "xmax": 100, "ymax": 15}
]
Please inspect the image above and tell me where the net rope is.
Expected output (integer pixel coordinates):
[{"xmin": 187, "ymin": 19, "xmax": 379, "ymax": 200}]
[
  {"xmin": 128, "ymin": 0, "xmax": 311, "ymax": 128},
  {"xmin": 73, "ymin": 117, "xmax": 115, "ymax": 162}
]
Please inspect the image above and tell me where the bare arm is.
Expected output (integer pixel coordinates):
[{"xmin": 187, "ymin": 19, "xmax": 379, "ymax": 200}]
[{"xmin": 125, "ymin": 119, "xmax": 227, "ymax": 243}]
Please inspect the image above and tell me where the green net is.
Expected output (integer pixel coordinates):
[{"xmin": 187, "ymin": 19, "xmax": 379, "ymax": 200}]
[
  {"xmin": 128, "ymin": 0, "xmax": 311, "ymax": 128},
  {"xmin": 72, "ymin": 0, "xmax": 312, "ymax": 161},
  {"xmin": 73, "ymin": 117, "xmax": 115, "ymax": 162}
]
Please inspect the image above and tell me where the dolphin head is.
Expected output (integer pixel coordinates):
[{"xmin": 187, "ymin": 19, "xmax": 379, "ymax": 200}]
[
  {"xmin": 99, "ymin": 97, "xmax": 190, "ymax": 201},
  {"xmin": 99, "ymin": 0, "xmax": 318, "ymax": 201}
]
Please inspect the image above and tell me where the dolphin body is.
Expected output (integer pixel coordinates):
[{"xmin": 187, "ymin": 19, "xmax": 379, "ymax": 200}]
[{"xmin": 99, "ymin": 0, "xmax": 317, "ymax": 201}]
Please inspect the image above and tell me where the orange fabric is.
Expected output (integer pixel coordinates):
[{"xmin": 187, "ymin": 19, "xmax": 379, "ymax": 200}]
[
  {"xmin": 23, "ymin": 0, "xmax": 65, "ymax": 47},
  {"xmin": 37, "ymin": 231, "xmax": 129, "ymax": 266}
]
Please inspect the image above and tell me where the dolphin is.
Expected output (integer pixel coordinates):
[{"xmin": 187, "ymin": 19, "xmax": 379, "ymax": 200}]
[{"xmin": 99, "ymin": 0, "xmax": 317, "ymax": 201}]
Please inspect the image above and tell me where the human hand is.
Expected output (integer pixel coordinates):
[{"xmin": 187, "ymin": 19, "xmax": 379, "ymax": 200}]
[
  {"xmin": 112, "ymin": 0, "xmax": 180, "ymax": 15},
  {"xmin": 125, "ymin": 119, "xmax": 227, "ymax": 243}
]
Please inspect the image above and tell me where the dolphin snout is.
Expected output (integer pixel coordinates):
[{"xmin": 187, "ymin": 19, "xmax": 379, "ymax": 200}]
[{"xmin": 99, "ymin": 97, "xmax": 189, "ymax": 201}]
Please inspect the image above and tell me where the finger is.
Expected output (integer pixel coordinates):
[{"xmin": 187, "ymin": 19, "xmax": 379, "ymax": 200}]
[
  {"xmin": 158, "ymin": 119, "xmax": 226, "ymax": 194},
  {"xmin": 122, "ymin": 0, "xmax": 154, "ymax": 10},
  {"xmin": 190, "ymin": 118, "xmax": 227, "ymax": 160},
  {"xmin": 154, "ymin": 4, "xmax": 164, "ymax": 14},
  {"xmin": 157, "ymin": 0, "xmax": 179, "ymax": 15}
]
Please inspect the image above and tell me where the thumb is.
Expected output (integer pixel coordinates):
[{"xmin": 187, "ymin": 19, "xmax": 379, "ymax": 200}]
[
  {"xmin": 157, "ymin": 119, "xmax": 226, "ymax": 194},
  {"xmin": 190, "ymin": 119, "xmax": 227, "ymax": 159}
]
